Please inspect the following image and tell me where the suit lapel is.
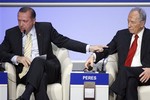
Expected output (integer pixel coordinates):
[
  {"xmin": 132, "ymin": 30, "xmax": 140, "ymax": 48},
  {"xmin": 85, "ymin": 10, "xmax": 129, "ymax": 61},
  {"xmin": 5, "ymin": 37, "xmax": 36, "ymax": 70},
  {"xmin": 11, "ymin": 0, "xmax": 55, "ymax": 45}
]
[
  {"xmin": 35, "ymin": 23, "xmax": 44, "ymax": 55},
  {"xmin": 15, "ymin": 29, "xmax": 23, "ymax": 55},
  {"xmin": 141, "ymin": 28, "xmax": 149, "ymax": 60},
  {"xmin": 123, "ymin": 31, "xmax": 133, "ymax": 61}
]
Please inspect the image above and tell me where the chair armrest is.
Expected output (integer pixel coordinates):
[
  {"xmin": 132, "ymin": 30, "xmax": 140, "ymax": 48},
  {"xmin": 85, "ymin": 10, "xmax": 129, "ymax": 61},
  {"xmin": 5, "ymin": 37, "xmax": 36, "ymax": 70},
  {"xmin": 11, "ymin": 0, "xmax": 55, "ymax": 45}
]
[
  {"xmin": 54, "ymin": 47, "xmax": 73, "ymax": 100},
  {"xmin": 61, "ymin": 57, "xmax": 73, "ymax": 100},
  {"xmin": 56, "ymin": 48, "xmax": 68, "ymax": 62},
  {"xmin": 4, "ymin": 62, "xmax": 16, "ymax": 83},
  {"xmin": 105, "ymin": 53, "xmax": 118, "ymax": 86},
  {"xmin": 61, "ymin": 57, "xmax": 73, "ymax": 83},
  {"xmin": 4, "ymin": 62, "xmax": 17, "ymax": 100}
]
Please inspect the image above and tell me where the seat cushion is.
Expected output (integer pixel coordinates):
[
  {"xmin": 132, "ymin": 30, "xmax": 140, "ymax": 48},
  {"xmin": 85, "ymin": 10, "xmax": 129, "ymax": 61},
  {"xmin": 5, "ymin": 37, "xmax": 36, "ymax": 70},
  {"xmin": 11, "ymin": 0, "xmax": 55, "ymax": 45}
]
[{"xmin": 138, "ymin": 86, "xmax": 150, "ymax": 100}]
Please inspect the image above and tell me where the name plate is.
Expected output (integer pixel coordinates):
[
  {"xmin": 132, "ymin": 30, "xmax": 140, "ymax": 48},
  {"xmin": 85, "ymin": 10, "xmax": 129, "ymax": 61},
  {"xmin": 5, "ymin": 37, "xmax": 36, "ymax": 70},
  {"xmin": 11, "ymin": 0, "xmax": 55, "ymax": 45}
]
[
  {"xmin": 70, "ymin": 72, "xmax": 108, "ymax": 85},
  {"xmin": 0, "ymin": 72, "xmax": 8, "ymax": 84}
]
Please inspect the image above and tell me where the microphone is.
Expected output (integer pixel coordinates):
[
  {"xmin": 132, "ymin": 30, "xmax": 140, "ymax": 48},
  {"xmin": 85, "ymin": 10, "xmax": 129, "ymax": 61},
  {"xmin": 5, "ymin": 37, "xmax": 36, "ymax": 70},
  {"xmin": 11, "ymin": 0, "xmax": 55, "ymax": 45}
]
[
  {"xmin": 97, "ymin": 47, "xmax": 110, "ymax": 73},
  {"xmin": 97, "ymin": 44, "xmax": 120, "ymax": 73},
  {"xmin": 83, "ymin": 66, "xmax": 95, "ymax": 72},
  {"xmin": 84, "ymin": 47, "xmax": 110, "ymax": 73},
  {"xmin": 23, "ymin": 30, "xmax": 26, "ymax": 34},
  {"xmin": 85, "ymin": 45, "xmax": 119, "ymax": 73},
  {"xmin": 97, "ymin": 58, "xmax": 107, "ymax": 73},
  {"xmin": 22, "ymin": 30, "xmax": 26, "ymax": 38}
]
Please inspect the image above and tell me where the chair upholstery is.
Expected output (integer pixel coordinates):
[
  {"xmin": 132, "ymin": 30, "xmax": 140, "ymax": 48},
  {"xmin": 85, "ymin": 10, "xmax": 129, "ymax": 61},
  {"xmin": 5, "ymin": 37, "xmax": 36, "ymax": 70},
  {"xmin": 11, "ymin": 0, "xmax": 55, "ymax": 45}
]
[
  {"xmin": 5, "ymin": 43, "xmax": 73, "ymax": 100},
  {"xmin": 105, "ymin": 53, "xmax": 150, "ymax": 100}
]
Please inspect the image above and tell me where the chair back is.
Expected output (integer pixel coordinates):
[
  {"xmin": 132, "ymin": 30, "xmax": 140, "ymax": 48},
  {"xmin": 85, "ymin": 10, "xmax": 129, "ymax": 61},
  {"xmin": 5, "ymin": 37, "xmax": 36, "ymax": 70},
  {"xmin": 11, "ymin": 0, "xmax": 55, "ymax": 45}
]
[{"xmin": 51, "ymin": 43, "xmax": 70, "ymax": 73}]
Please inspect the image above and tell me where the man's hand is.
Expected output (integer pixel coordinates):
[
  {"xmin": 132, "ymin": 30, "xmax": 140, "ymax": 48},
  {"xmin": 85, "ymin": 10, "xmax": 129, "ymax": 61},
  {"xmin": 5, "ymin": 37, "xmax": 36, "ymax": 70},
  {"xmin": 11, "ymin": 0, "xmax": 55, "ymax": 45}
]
[
  {"xmin": 139, "ymin": 68, "xmax": 150, "ymax": 83},
  {"xmin": 89, "ymin": 45, "xmax": 108, "ymax": 52},
  {"xmin": 16, "ymin": 56, "xmax": 31, "ymax": 67},
  {"xmin": 84, "ymin": 54, "xmax": 94, "ymax": 70}
]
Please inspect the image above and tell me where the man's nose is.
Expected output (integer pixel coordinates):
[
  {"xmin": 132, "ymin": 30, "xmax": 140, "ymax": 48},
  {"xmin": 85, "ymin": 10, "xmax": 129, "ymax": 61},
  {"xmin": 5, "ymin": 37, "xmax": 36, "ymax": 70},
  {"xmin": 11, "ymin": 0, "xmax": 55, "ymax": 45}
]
[
  {"xmin": 20, "ymin": 22, "xmax": 23, "ymax": 26},
  {"xmin": 19, "ymin": 21, "xmax": 24, "ymax": 27},
  {"xmin": 128, "ymin": 22, "xmax": 131, "ymax": 28}
]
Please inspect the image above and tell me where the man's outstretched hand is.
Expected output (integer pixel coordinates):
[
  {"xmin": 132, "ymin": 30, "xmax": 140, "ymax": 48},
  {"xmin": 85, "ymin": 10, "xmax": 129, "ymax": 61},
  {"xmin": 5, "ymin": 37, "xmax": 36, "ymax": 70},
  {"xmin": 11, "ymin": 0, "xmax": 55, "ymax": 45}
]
[{"xmin": 89, "ymin": 45, "xmax": 108, "ymax": 52}]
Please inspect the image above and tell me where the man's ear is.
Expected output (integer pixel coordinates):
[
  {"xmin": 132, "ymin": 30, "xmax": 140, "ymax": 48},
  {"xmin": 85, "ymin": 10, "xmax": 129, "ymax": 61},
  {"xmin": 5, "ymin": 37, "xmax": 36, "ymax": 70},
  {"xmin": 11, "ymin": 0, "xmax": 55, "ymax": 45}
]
[
  {"xmin": 33, "ymin": 18, "xmax": 36, "ymax": 25},
  {"xmin": 140, "ymin": 21, "xmax": 145, "ymax": 28}
]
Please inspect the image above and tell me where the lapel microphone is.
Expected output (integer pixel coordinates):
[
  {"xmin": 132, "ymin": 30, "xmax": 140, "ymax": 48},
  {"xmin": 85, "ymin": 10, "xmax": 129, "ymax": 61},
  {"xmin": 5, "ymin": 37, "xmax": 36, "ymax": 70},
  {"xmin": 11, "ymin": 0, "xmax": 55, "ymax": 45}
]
[
  {"xmin": 23, "ymin": 30, "xmax": 26, "ymax": 35},
  {"xmin": 22, "ymin": 30, "xmax": 26, "ymax": 38}
]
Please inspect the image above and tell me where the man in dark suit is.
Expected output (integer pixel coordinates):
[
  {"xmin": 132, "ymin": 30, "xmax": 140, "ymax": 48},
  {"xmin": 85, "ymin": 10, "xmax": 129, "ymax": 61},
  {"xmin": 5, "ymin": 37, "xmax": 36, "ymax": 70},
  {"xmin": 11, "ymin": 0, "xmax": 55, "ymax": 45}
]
[
  {"xmin": 85, "ymin": 7, "xmax": 150, "ymax": 100},
  {"xmin": 0, "ymin": 7, "xmax": 104, "ymax": 100}
]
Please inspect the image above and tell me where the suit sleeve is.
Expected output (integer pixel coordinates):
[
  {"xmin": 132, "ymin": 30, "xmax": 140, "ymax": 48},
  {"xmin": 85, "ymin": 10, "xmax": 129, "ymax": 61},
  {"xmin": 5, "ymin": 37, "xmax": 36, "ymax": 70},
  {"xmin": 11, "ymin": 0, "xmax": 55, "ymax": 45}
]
[
  {"xmin": 49, "ymin": 23, "xmax": 87, "ymax": 53},
  {"xmin": 95, "ymin": 32, "xmax": 118, "ymax": 63},
  {"xmin": 0, "ymin": 30, "xmax": 15, "ymax": 62}
]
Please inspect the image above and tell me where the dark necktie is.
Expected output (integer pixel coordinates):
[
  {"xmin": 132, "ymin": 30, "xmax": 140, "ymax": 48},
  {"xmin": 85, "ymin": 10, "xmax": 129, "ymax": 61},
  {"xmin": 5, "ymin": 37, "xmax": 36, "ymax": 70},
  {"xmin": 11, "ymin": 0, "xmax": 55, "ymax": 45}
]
[{"xmin": 124, "ymin": 35, "xmax": 139, "ymax": 67}]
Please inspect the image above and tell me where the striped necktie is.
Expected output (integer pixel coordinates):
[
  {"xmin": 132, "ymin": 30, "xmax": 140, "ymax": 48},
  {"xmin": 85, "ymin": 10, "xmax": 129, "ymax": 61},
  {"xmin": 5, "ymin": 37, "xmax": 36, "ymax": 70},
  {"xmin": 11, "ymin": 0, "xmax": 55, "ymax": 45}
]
[{"xmin": 19, "ymin": 33, "xmax": 32, "ymax": 78}]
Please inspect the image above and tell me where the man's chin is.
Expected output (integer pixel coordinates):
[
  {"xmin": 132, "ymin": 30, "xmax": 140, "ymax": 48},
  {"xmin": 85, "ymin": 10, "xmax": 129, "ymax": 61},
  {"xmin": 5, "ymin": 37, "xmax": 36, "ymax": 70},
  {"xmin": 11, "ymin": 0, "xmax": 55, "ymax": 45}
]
[
  {"xmin": 129, "ymin": 30, "xmax": 134, "ymax": 34},
  {"xmin": 20, "ymin": 29, "xmax": 24, "ymax": 33}
]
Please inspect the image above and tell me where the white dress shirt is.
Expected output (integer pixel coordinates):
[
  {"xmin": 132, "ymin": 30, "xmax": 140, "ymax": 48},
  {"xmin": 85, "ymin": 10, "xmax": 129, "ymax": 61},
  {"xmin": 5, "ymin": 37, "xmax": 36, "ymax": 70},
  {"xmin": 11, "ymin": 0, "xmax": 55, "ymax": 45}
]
[
  {"xmin": 130, "ymin": 28, "xmax": 144, "ymax": 67},
  {"xmin": 11, "ymin": 26, "xmax": 39, "ymax": 64}
]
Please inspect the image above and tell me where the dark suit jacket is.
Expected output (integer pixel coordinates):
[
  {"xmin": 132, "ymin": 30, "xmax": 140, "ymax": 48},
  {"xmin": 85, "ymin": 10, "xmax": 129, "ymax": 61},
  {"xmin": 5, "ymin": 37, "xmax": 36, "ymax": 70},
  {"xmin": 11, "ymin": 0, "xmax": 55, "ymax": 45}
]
[
  {"xmin": 95, "ymin": 28, "xmax": 150, "ymax": 69},
  {"xmin": 0, "ymin": 22, "xmax": 87, "ymax": 71}
]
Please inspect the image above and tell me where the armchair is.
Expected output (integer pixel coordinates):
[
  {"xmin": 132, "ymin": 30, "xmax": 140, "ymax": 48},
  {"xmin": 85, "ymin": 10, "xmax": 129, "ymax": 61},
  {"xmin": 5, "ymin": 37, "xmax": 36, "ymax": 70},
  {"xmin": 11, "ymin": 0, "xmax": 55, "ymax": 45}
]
[
  {"xmin": 105, "ymin": 53, "xmax": 150, "ymax": 100},
  {"xmin": 5, "ymin": 43, "xmax": 73, "ymax": 100}
]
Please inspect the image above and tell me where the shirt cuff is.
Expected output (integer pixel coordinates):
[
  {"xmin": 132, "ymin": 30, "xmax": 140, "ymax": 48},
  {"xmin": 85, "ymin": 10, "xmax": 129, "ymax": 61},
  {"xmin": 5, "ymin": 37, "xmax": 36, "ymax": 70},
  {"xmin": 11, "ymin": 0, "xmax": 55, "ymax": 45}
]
[
  {"xmin": 11, "ymin": 55, "xmax": 19, "ymax": 65},
  {"xmin": 86, "ymin": 45, "xmax": 90, "ymax": 53},
  {"xmin": 92, "ymin": 53, "xmax": 96, "ymax": 62}
]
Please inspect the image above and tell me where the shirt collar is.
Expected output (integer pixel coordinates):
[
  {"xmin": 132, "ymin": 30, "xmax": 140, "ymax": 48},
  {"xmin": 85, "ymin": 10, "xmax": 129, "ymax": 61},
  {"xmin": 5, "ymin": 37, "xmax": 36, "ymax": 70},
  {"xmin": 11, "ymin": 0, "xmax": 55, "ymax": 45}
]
[
  {"xmin": 28, "ymin": 26, "xmax": 36, "ymax": 36},
  {"xmin": 133, "ymin": 28, "xmax": 145, "ymax": 39}
]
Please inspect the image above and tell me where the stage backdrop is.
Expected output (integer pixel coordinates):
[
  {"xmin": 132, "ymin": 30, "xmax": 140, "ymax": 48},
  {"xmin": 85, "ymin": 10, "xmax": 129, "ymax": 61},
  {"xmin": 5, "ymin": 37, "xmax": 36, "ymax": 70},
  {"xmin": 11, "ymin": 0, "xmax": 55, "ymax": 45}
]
[{"xmin": 0, "ymin": 7, "xmax": 150, "ymax": 60}]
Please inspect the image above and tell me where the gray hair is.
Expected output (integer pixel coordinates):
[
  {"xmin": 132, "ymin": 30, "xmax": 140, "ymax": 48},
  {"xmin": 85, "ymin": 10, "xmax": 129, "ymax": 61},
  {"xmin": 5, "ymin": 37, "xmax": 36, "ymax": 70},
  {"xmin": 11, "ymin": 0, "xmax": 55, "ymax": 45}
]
[{"xmin": 130, "ymin": 7, "xmax": 146, "ymax": 23}]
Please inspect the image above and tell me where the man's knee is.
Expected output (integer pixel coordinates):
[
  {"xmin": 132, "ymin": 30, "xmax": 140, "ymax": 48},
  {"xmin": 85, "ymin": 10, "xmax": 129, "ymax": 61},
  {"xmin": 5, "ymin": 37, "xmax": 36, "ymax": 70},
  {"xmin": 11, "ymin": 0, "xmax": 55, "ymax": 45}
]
[{"xmin": 32, "ymin": 57, "xmax": 46, "ymax": 63}]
